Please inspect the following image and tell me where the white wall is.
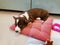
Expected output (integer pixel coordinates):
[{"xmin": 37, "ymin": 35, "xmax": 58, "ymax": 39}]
[
  {"xmin": 0, "ymin": 0, "xmax": 60, "ymax": 13},
  {"xmin": 32, "ymin": 0, "xmax": 60, "ymax": 13},
  {"xmin": 0, "ymin": 0, "xmax": 30, "ymax": 11}
]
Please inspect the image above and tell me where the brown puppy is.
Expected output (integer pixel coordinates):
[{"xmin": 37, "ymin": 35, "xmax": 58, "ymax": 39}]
[
  {"xmin": 13, "ymin": 8, "xmax": 49, "ymax": 33},
  {"xmin": 44, "ymin": 40, "xmax": 53, "ymax": 45}
]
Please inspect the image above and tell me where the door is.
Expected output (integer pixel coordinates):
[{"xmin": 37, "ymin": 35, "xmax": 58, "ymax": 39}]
[
  {"xmin": 32, "ymin": 0, "xmax": 60, "ymax": 14},
  {"xmin": 0, "ymin": 0, "xmax": 30, "ymax": 11}
]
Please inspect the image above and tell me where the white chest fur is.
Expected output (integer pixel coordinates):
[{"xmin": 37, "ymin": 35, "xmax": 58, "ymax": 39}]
[{"xmin": 19, "ymin": 12, "xmax": 29, "ymax": 20}]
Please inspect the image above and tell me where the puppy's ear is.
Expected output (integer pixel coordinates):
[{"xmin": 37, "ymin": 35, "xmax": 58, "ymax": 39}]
[
  {"xmin": 24, "ymin": 16, "xmax": 29, "ymax": 24},
  {"xmin": 13, "ymin": 16, "xmax": 16, "ymax": 19}
]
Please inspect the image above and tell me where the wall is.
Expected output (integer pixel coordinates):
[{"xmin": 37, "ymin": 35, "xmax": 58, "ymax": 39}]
[
  {"xmin": 0, "ymin": 0, "xmax": 60, "ymax": 13},
  {"xmin": 0, "ymin": 0, "xmax": 30, "ymax": 11},
  {"xmin": 32, "ymin": 0, "xmax": 60, "ymax": 13}
]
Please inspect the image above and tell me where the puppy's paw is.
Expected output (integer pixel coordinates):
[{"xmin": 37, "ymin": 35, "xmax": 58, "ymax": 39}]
[
  {"xmin": 28, "ymin": 22, "xmax": 32, "ymax": 25},
  {"xmin": 36, "ymin": 17, "xmax": 41, "ymax": 20}
]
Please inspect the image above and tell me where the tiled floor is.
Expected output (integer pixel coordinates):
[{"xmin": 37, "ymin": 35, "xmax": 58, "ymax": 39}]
[
  {"xmin": 51, "ymin": 15, "xmax": 60, "ymax": 45},
  {"xmin": 0, "ymin": 11, "xmax": 29, "ymax": 45},
  {"xmin": 0, "ymin": 11, "xmax": 60, "ymax": 45}
]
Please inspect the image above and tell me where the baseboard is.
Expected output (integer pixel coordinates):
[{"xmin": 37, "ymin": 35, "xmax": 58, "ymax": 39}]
[
  {"xmin": 0, "ymin": 9, "xmax": 60, "ymax": 15},
  {"xmin": 0, "ymin": 9, "xmax": 24, "ymax": 13},
  {"xmin": 49, "ymin": 13, "xmax": 60, "ymax": 16}
]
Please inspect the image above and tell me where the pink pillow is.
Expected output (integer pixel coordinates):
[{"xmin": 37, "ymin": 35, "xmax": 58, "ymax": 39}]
[
  {"xmin": 9, "ymin": 24, "xmax": 15, "ymax": 30},
  {"xmin": 10, "ymin": 17, "xmax": 53, "ymax": 41}
]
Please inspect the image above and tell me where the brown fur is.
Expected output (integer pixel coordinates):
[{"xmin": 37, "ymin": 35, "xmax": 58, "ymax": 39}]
[
  {"xmin": 44, "ymin": 40, "xmax": 53, "ymax": 45},
  {"xmin": 13, "ymin": 8, "xmax": 49, "ymax": 31},
  {"xmin": 27, "ymin": 8, "xmax": 49, "ymax": 22}
]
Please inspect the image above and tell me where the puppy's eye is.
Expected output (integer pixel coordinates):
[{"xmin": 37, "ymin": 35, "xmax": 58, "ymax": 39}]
[
  {"xmin": 20, "ymin": 25, "xmax": 22, "ymax": 27},
  {"xmin": 18, "ymin": 25, "xmax": 22, "ymax": 27}
]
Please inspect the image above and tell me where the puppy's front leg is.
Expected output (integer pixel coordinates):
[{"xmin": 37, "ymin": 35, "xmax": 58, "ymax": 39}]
[
  {"xmin": 36, "ymin": 17, "xmax": 41, "ymax": 20},
  {"xmin": 29, "ymin": 16, "xmax": 35, "ymax": 23}
]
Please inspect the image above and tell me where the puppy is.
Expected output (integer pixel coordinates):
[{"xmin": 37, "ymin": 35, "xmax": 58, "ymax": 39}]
[
  {"xmin": 13, "ymin": 8, "xmax": 49, "ymax": 33},
  {"xmin": 44, "ymin": 40, "xmax": 53, "ymax": 45}
]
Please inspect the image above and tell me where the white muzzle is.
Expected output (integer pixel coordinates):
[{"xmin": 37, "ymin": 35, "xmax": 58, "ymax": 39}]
[{"xmin": 15, "ymin": 26, "xmax": 21, "ymax": 33}]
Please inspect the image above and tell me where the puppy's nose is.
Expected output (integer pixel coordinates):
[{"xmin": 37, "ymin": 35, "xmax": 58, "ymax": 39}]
[
  {"xmin": 15, "ymin": 31, "xmax": 18, "ymax": 33},
  {"xmin": 15, "ymin": 26, "xmax": 21, "ymax": 33}
]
